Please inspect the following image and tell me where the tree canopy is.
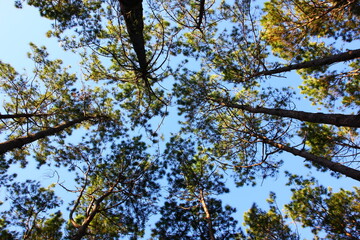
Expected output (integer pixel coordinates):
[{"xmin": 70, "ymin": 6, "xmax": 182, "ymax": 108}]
[{"xmin": 1, "ymin": 0, "xmax": 359, "ymax": 239}]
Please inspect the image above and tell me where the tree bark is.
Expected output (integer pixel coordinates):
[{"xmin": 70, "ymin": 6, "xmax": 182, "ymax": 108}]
[
  {"xmin": 250, "ymin": 48, "xmax": 360, "ymax": 79},
  {"xmin": 70, "ymin": 181, "xmax": 118, "ymax": 240},
  {"xmin": 214, "ymin": 100, "xmax": 360, "ymax": 128},
  {"xmin": 197, "ymin": 0, "xmax": 206, "ymax": 29},
  {"xmin": 119, "ymin": 0, "xmax": 147, "ymax": 72},
  {"xmin": 256, "ymin": 133, "xmax": 360, "ymax": 181},
  {"xmin": 0, "ymin": 113, "xmax": 52, "ymax": 119},
  {"xmin": 199, "ymin": 189, "xmax": 216, "ymax": 240},
  {"xmin": 71, "ymin": 201, "xmax": 100, "ymax": 240},
  {"xmin": 0, "ymin": 117, "xmax": 92, "ymax": 155}
]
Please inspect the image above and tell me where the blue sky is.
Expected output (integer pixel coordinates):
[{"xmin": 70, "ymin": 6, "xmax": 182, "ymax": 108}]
[{"xmin": 0, "ymin": 1, "xmax": 358, "ymax": 239}]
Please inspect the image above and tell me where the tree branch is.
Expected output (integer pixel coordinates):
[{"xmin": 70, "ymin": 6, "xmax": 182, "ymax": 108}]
[
  {"xmin": 197, "ymin": 0, "xmax": 206, "ymax": 30},
  {"xmin": 250, "ymin": 48, "xmax": 360, "ymax": 79},
  {"xmin": 0, "ymin": 113, "xmax": 53, "ymax": 119},
  {"xmin": 70, "ymin": 177, "xmax": 123, "ymax": 240},
  {"xmin": 119, "ymin": 0, "xmax": 147, "ymax": 71},
  {"xmin": 0, "ymin": 116, "xmax": 92, "ymax": 155},
  {"xmin": 256, "ymin": 133, "xmax": 360, "ymax": 181},
  {"xmin": 199, "ymin": 189, "xmax": 216, "ymax": 240},
  {"xmin": 213, "ymin": 99, "xmax": 360, "ymax": 128}
]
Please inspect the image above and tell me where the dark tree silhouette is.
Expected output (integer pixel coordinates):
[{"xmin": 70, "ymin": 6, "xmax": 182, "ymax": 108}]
[{"xmin": 118, "ymin": 0, "xmax": 148, "ymax": 77}]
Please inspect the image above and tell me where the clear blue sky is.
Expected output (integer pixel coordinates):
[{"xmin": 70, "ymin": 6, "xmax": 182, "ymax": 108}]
[{"xmin": 0, "ymin": 1, "xmax": 358, "ymax": 239}]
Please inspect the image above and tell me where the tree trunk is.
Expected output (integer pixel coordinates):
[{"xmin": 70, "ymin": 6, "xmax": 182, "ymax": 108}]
[
  {"xmin": 0, "ymin": 117, "xmax": 91, "ymax": 155},
  {"xmin": 214, "ymin": 100, "xmax": 360, "ymax": 128},
  {"xmin": 70, "ymin": 179, "xmax": 119, "ymax": 240},
  {"xmin": 250, "ymin": 48, "xmax": 360, "ymax": 79},
  {"xmin": 71, "ymin": 201, "xmax": 100, "ymax": 240},
  {"xmin": 197, "ymin": 0, "xmax": 206, "ymax": 29},
  {"xmin": 119, "ymin": 0, "xmax": 147, "ymax": 72},
  {"xmin": 199, "ymin": 189, "xmax": 216, "ymax": 240},
  {"xmin": 256, "ymin": 133, "xmax": 360, "ymax": 181},
  {"xmin": 0, "ymin": 113, "xmax": 52, "ymax": 119}
]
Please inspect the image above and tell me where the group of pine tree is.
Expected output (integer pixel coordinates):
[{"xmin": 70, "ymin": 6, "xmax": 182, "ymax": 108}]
[{"xmin": 0, "ymin": 0, "xmax": 359, "ymax": 239}]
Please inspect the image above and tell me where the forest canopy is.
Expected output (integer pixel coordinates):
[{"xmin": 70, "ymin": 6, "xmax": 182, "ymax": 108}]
[{"xmin": 0, "ymin": 0, "xmax": 359, "ymax": 239}]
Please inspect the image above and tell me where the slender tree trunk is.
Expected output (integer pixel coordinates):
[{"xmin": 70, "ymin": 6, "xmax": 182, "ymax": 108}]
[
  {"xmin": 119, "ymin": 0, "xmax": 147, "ymax": 71},
  {"xmin": 70, "ymin": 180, "xmax": 119, "ymax": 240},
  {"xmin": 0, "ymin": 117, "xmax": 91, "ymax": 155},
  {"xmin": 214, "ymin": 100, "xmax": 360, "ymax": 128},
  {"xmin": 197, "ymin": 0, "xmax": 206, "ymax": 29},
  {"xmin": 118, "ymin": 0, "xmax": 156, "ymax": 96},
  {"xmin": 71, "ymin": 201, "xmax": 101, "ymax": 240},
  {"xmin": 250, "ymin": 48, "xmax": 360, "ymax": 79},
  {"xmin": 255, "ymin": 133, "xmax": 360, "ymax": 181},
  {"xmin": 199, "ymin": 189, "xmax": 216, "ymax": 240},
  {"xmin": 0, "ymin": 113, "xmax": 53, "ymax": 119}
]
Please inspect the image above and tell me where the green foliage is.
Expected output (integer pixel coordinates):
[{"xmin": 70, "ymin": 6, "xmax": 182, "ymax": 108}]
[
  {"xmin": 261, "ymin": 0, "xmax": 360, "ymax": 60},
  {"xmin": 299, "ymin": 59, "xmax": 360, "ymax": 109},
  {"xmin": 297, "ymin": 122, "xmax": 359, "ymax": 172},
  {"xmin": 1, "ymin": 180, "xmax": 64, "ymax": 239},
  {"xmin": 261, "ymin": 0, "xmax": 360, "ymax": 110},
  {"xmin": 15, "ymin": 0, "xmax": 104, "ymax": 44},
  {"xmin": 299, "ymin": 123, "xmax": 338, "ymax": 156},
  {"xmin": 153, "ymin": 198, "xmax": 243, "ymax": 240},
  {"xmin": 28, "ymin": 211, "xmax": 65, "ymax": 240},
  {"xmin": 0, "ymin": 218, "xmax": 16, "ymax": 240},
  {"xmin": 285, "ymin": 176, "xmax": 360, "ymax": 239},
  {"xmin": 243, "ymin": 201, "xmax": 299, "ymax": 240},
  {"xmin": 152, "ymin": 137, "xmax": 242, "ymax": 239},
  {"xmin": 0, "ymin": 43, "xmax": 119, "ymax": 171},
  {"xmin": 58, "ymin": 130, "xmax": 161, "ymax": 239},
  {"xmin": 0, "ymin": 0, "xmax": 359, "ymax": 238},
  {"xmin": 243, "ymin": 175, "xmax": 360, "ymax": 239}
]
